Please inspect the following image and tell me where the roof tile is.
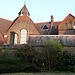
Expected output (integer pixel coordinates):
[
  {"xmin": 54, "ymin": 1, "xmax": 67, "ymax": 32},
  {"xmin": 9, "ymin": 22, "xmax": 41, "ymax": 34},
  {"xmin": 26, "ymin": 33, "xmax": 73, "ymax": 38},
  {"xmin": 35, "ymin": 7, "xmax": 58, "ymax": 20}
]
[{"xmin": 0, "ymin": 18, "xmax": 12, "ymax": 34}]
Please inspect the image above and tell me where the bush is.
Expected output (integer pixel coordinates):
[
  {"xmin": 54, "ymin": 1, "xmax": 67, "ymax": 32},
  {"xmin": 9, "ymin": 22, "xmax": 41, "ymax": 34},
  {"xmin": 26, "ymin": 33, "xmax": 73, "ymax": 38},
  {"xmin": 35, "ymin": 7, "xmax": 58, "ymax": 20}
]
[
  {"xmin": 16, "ymin": 45, "xmax": 38, "ymax": 64},
  {"xmin": 42, "ymin": 40, "xmax": 64, "ymax": 70},
  {"xmin": 0, "ymin": 58, "xmax": 24, "ymax": 73},
  {"xmin": 0, "ymin": 58, "xmax": 40, "ymax": 73},
  {"xmin": 56, "ymin": 50, "xmax": 75, "ymax": 72}
]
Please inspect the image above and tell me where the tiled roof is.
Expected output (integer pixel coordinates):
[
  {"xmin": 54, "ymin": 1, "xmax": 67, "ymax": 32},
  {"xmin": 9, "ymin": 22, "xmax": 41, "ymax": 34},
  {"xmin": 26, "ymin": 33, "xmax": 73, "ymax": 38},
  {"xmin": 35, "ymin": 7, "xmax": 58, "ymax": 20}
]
[
  {"xmin": 35, "ymin": 22, "xmax": 51, "ymax": 34},
  {"xmin": 0, "ymin": 18, "xmax": 12, "ymax": 34},
  {"xmin": 53, "ymin": 21, "xmax": 62, "ymax": 26},
  {"xmin": 35, "ymin": 21, "xmax": 61, "ymax": 34},
  {"xmin": 7, "ymin": 17, "xmax": 19, "ymax": 31},
  {"xmin": 0, "ymin": 33, "xmax": 5, "ymax": 45}
]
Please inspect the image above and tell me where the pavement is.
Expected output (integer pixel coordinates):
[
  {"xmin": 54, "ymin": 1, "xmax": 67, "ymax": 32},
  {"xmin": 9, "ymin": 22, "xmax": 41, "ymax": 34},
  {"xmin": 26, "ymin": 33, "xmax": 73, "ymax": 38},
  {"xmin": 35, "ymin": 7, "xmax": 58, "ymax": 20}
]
[{"xmin": 0, "ymin": 73, "xmax": 75, "ymax": 75}]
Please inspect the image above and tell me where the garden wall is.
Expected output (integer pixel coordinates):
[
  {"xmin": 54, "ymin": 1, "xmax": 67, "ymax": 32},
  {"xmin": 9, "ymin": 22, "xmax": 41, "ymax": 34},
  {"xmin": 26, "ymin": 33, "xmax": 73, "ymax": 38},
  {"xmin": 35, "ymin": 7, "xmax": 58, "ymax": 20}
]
[{"xmin": 28, "ymin": 35, "xmax": 75, "ymax": 47}]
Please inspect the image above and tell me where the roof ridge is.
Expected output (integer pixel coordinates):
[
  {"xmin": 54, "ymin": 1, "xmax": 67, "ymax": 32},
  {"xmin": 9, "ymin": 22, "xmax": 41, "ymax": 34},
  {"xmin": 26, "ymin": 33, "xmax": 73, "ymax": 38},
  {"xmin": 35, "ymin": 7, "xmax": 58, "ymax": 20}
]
[
  {"xmin": 54, "ymin": 21, "xmax": 62, "ymax": 23},
  {"xmin": 35, "ymin": 21, "xmax": 50, "ymax": 24},
  {"xmin": 69, "ymin": 13, "xmax": 75, "ymax": 18}
]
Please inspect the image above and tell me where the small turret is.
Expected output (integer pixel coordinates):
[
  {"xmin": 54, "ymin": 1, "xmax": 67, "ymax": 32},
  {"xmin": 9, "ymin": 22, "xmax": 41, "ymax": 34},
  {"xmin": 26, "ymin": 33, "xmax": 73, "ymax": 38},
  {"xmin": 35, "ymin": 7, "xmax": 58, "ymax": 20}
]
[{"xmin": 18, "ymin": 5, "xmax": 30, "ymax": 17}]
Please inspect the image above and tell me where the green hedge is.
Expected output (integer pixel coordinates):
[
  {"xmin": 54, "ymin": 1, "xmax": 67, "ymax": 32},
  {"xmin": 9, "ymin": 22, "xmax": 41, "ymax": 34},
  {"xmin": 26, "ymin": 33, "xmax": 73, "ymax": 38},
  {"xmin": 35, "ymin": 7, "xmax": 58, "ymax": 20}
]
[
  {"xmin": 0, "ymin": 58, "xmax": 40, "ymax": 74},
  {"xmin": 0, "ymin": 58, "xmax": 24, "ymax": 73}
]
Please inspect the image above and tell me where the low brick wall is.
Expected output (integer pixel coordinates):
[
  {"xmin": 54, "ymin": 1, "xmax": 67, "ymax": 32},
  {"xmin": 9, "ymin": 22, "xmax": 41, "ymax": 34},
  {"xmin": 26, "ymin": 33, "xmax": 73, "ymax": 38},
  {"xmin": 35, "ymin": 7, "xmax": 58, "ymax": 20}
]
[{"xmin": 29, "ymin": 35, "xmax": 75, "ymax": 47}]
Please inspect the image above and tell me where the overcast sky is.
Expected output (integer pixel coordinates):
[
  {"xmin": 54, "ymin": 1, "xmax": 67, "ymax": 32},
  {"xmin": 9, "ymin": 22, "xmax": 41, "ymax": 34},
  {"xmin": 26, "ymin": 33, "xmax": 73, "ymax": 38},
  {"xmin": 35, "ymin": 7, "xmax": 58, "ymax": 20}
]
[{"xmin": 0, "ymin": 0, "xmax": 75, "ymax": 23}]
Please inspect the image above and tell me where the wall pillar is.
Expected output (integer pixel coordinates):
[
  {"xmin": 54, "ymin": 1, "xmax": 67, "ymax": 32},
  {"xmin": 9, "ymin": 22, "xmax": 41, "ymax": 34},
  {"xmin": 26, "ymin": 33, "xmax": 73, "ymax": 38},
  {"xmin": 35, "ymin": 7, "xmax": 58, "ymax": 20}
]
[{"xmin": 10, "ymin": 32, "xmax": 15, "ymax": 48}]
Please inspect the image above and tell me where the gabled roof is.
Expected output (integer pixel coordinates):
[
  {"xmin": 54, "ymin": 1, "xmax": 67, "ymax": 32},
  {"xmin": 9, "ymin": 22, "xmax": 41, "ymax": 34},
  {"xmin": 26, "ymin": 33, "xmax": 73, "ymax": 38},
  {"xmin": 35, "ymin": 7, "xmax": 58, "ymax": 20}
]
[
  {"xmin": 18, "ymin": 5, "xmax": 30, "ymax": 16},
  {"xmin": 6, "ymin": 13, "xmax": 39, "ymax": 32},
  {"xmin": 69, "ymin": 13, "xmax": 75, "ymax": 18},
  {"xmin": 58, "ymin": 13, "xmax": 75, "ymax": 30},
  {"xmin": 0, "ymin": 18, "xmax": 12, "ymax": 34},
  {"xmin": 6, "ymin": 6, "xmax": 40, "ymax": 34},
  {"xmin": 20, "ymin": 5, "xmax": 28, "ymax": 13},
  {"xmin": 59, "ymin": 13, "xmax": 75, "ymax": 26},
  {"xmin": 0, "ymin": 33, "xmax": 5, "ymax": 45}
]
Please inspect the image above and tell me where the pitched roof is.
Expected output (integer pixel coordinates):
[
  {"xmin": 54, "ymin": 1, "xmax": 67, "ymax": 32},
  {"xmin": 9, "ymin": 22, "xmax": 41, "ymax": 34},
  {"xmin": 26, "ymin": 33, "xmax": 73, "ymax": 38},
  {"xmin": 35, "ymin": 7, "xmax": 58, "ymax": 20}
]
[
  {"xmin": 18, "ymin": 5, "xmax": 30, "ymax": 16},
  {"xmin": 19, "ymin": 5, "xmax": 28, "ymax": 13},
  {"xmin": 53, "ymin": 21, "xmax": 62, "ymax": 26},
  {"xmin": 35, "ymin": 22, "xmax": 51, "ymax": 34},
  {"xmin": 69, "ymin": 13, "xmax": 75, "ymax": 18},
  {"xmin": 0, "ymin": 18, "xmax": 12, "ymax": 34},
  {"xmin": 35, "ymin": 21, "xmax": 61, "ymax": 34},
  {"xmin": 7, "ymin": 7, "xmax": 40, "ymax": 34},
  {"xmin": 58, "ymin": 13, "xmax": 75, "ymax": 31},
  {"xmin": 0, "ymin": 33, "xmax": 5, "ymax": 45},
  {"xmin": 7, "ymin": 17, "xmax": 19, "ymax": 31},
  {"xmin": 59, "ymin": 13, "xmax": 75, "ymax": 26}
]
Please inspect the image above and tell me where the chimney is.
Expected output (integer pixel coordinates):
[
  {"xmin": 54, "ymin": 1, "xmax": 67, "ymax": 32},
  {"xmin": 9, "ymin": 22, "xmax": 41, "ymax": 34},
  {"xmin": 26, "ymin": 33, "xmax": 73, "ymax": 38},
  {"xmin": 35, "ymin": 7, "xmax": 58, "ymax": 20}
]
[
  {"xmin": 49, "ymin": 15, "xmax": 54, "ymax": 34},
  {"xmin": 51, "ymin": 15, "xmax": 53, "ymax": 23}
]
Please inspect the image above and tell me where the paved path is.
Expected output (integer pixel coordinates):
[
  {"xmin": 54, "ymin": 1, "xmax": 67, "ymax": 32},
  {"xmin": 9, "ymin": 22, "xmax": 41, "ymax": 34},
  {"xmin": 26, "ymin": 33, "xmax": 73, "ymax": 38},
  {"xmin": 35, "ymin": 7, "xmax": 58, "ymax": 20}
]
[{"xmin": 0, "ymin": 73, "xmax": 75, "ymax": 75}]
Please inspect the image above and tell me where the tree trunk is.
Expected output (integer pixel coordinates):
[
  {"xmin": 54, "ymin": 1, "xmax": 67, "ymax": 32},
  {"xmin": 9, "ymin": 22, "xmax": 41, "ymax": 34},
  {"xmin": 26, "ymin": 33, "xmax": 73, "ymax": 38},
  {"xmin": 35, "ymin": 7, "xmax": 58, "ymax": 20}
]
[{"xmin": 49, "ymin": 60, "xmax": 50, "ymax": 70}]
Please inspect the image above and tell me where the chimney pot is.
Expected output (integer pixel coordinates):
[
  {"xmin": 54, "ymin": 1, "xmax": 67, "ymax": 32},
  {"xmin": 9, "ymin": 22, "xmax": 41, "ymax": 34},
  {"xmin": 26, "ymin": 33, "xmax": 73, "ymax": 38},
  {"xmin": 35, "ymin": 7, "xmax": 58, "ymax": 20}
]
[{"xmin": 51, "ymin": 15, "xmax": 53, "ymax": 23}]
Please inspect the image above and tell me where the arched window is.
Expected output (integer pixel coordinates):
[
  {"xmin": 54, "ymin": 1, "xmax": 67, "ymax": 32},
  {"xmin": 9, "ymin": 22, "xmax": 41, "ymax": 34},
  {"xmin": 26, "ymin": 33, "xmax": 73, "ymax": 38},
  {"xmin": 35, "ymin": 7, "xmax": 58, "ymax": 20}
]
[
  {"xmin": 69, "ymin": 21, "xmax": 72, "ymax": 29},
  {"xmin": 14, "ymin": 34, "xmax": 18, "ymax": 44},
  {"xmin": 65, "ymin": 23, "xmax": 68, "ymax": 29},
  {"xmin": 20, "ymin": 29, "xmax": 27, "ymax": 44},
  {"xmin": 73, "ymin": 22, "xmax": 75, "ymax": 29}
]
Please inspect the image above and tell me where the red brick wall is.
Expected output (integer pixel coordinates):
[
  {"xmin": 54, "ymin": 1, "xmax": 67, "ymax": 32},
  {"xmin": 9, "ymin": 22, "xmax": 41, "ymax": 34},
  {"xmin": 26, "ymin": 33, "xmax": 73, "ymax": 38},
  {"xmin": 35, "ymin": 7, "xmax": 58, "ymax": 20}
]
[
  {"xmin": 6, "ymin": 20, "xmax": 40, "ymax": 44},
  {"xmin": 58, "ymin": 14, "xmax": 75, "ymax": 35},
  {"xmin": 59, "ymin": 30, "xmax": 75, "ymax": 35}
]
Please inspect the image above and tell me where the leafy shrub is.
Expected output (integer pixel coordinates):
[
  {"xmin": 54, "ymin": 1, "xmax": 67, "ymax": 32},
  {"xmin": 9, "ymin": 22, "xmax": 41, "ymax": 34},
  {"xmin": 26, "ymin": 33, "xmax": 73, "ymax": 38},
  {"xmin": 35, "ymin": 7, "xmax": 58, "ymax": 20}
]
[
  {"xmin": 0, "ymin": 58, "xmax": 25, "ymax": 73},
  {"xmin": 56, "ymin": 50, "xmax": 75, "ymax": 72},
  {"xmin": 42, "ymin": 40, "xmax": 64, "ymax": 70},
  {"xmin": 16, "ymin": 45, "xmax": 38, "ymax": 64}
]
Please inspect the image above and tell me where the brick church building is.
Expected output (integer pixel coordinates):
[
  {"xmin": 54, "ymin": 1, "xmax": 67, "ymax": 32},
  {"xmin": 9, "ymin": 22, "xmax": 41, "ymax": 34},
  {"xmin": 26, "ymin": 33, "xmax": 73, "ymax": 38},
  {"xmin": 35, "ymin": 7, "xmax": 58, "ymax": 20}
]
[{"xmin": 0, "ymin": 5, "xmax": 75, "ymax": 47}]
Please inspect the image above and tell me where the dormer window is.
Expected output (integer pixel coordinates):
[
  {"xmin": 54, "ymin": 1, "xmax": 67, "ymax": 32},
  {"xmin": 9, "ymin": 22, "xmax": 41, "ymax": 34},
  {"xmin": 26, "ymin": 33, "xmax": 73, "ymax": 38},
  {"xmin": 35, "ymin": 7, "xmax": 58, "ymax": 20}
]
[{"xmin": 43, "ymin": 25, "xmax": 48, "ymax": 30}]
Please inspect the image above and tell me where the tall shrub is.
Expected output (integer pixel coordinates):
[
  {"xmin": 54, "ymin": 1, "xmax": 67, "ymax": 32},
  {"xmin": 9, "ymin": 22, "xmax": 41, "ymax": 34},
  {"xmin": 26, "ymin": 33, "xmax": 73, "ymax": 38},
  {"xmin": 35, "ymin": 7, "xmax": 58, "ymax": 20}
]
[
  {"xmin": 16, "ymin": 45, "xmax": 38, "ymax": 64},
  {"xmin": 56, "ymin": 50, "xmax": 75, "ymax": 72},
  {"xmin": 42, "ymin": 40, "xmax": 63, "ymax": 70}
]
